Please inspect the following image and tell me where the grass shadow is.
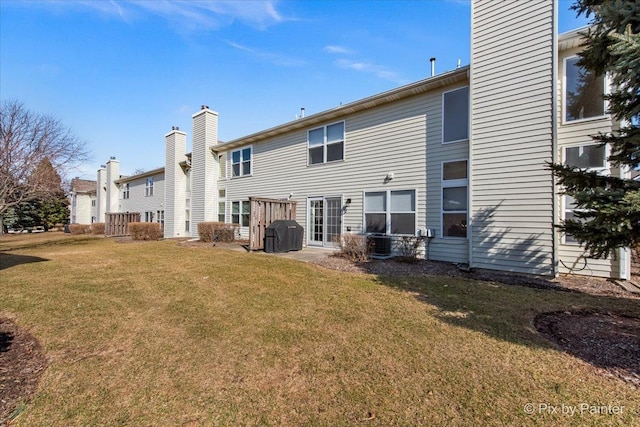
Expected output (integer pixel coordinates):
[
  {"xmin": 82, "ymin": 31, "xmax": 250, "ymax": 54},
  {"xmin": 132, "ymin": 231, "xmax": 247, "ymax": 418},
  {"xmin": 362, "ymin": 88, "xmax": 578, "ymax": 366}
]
[
  {"xmin": 377, "ymin": 273, "xmax": 640, "ymax": 352},
  {"xmin": 0, "ymin": 253, "xmax": 48, "ymax": 270}
]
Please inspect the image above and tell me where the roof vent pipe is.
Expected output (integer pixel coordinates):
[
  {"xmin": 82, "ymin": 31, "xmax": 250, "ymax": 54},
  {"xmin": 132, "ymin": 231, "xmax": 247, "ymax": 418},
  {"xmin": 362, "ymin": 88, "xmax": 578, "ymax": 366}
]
[
  {"xmin": 300, "ymin": 107, "xmax": 305, "ymax": 118},
  {"xmin": 429, "ymin": 57, "xmax": 436, "ymax": 77},
  {"xmin": 457, "ymin": 59, "xmax": 461, "ymax": 69}
]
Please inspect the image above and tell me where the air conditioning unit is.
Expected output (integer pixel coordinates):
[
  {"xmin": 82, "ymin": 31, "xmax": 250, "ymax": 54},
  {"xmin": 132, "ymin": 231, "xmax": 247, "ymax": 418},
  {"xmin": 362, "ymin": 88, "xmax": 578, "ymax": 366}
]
[{"xmin": 367, "ymin": 234, "xmax": 392, "ymax": 258}]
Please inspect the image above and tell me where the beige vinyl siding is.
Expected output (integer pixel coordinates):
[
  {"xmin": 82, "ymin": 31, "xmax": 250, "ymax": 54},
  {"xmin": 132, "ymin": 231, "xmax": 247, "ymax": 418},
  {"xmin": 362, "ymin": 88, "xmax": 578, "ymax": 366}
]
[
  {"xmin": 190, "ymin": 110, "xmax": 218, "ymax": 238},
  {"xmin": 222, "ymin": 84, "xmax": 468, "ymax": 261},
  {"xmin": 426, "ymin": 83, "xmax": 469, "ymax": 262},
  {"xmin": 470, "ymin": 0, "xmax": 556, "ymax": 275},
  {"xmin": 119, "ymin": 173, "xmax": 165, "ymax": 218},
  {"xmin": 556, "ymin": 45, "xmax": 620, "ymax": 277},
  {"xmin": 164, "ymin": 131, "xmax": 187, "ymax": 238}
]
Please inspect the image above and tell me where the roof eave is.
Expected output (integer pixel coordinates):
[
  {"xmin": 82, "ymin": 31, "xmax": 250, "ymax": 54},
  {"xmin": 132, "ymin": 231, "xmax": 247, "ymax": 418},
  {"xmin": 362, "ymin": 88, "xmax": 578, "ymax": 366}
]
[{"xmin": 216, "ymin": 66, "xmax": 469, "ymax": 151}]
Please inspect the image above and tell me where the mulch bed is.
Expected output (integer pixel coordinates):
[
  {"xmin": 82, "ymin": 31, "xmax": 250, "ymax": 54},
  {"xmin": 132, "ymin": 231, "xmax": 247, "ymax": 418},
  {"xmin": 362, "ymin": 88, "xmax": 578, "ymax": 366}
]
[
  {"xmin": 0, "ymin": 318, "xmax": 47, "ymax": 425},
  {"xmin": 535, "ymin": 311, "xmax": 640, "ymax": 387}
]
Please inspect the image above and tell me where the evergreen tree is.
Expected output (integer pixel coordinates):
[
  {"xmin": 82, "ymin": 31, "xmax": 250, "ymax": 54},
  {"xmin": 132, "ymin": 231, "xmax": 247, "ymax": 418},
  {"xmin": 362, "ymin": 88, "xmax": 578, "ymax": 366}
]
[{"xmin": 549, "ymin": 0, "xmax": 640, "ymax": 258}]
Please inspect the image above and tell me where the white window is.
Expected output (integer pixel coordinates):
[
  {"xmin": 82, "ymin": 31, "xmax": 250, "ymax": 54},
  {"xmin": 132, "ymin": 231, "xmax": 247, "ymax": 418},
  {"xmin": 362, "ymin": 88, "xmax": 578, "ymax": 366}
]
[
  {"xmin": 219, "ymin": 154, "xmax": 226, "ymax": 179},
  {"xmin": 442, "ymin": 87, "xmax": 469, "ymax": 143},
  {"xmin": 364, "ymin": 190, "xmax": 416, "ymax": 235},
  {"xmin": 564, "ymin": 56, "xmax": 606, "ymax": 122},
  {"xmin": 563, "ymin": 144, "xmax": 607, "ymax": 244},
  {"xmin": 122, "ymin": 183, "xmax": 129, "ymax": 199},
  {"xmin": 442, "ymin": 160, "xmax": 468, "ymax": 238},
  {"xmin": 308, "ymin": 121, "xmax": 345, "ymax": 165},
  {"xmin": 145, "ymin": 177, "xmax": 154, "ymax": 197},
  {"xmin": 144, "ymin": 211, "xmax": 154, "ymax": 222},
  {"xmin": 232, "ymin": 201, "xmax": 250, "ymax": 226},
  {"xmin": 231, "ymin": 147, "xmax": 252, "ymax": 178},
  {"xmin": 91, "ymin": 199, "xmax": 96, "ymax": 207},
  {"xmin": 156, "ymin": 210, "xmax": 164, "ymax": 227},
  {"xmin": 185, "ymin": 209, "xmax": 190, "ymax": 232}
]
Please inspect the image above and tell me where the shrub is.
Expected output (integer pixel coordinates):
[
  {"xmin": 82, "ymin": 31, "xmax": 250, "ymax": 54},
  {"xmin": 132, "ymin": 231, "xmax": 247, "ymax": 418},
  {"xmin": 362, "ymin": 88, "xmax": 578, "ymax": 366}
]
[
  {"xmin": 90, "ymin": 222, "xmax": 105, "ymax": 235},
  {"xmin": 334, "ymin": 234, "xmax": 370, "ymax": 262},
  {"xmin": 129, "ymin": 222, "xmax": 162, "ymax": 241},
  {"xmin": 198, "ymin": 222, "xmax": 238, "ymax": 243},
  {"xmin": 397, "ymin": 236, "xmax": 422, "ymax": 263},
  {"xmin": 69, "ymin": 224, "xmax": 91, "ymax": 235}
]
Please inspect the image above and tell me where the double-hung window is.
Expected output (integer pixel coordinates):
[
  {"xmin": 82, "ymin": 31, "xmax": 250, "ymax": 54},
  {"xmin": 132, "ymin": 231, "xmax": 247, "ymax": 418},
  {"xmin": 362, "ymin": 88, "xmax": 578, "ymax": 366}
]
[
  {"xmin": 442, "ymin": 87, "xmax": 469, "ymax": 143},
  {"xmin": 308, "ymin": 121, "xmax": 345, "ymax": 165},
  {"xmin": 231, "ymin": 201, "xmax": 250, "ymax": 226},
  {"xmin": 563, "ymin": 144, "xmax": 607, "ymax": 244},
  {"xmin": 442, "ymin": 160, "xmax": 468, "ymax": 238},
  {"xmin": 364, "ymin": 190, "xmax": 416, "ymax": 235},
  {"xmin": 122, "ymin": 183, "xmax": 130, "ymax": 199},
  {"xmin": 145, "ymin": 177, "xmax": 154, "ymax": 197},
  {"xmin": 564, "ymin": 56, "xmax": 606, "ymax": 122},
  {"xmin": 232, "ymin": 147, "xmax": 251, "ymax": 178},
  {"xmin": 218, "ymin": 189, "xmax": 226, "ymax": 223}
]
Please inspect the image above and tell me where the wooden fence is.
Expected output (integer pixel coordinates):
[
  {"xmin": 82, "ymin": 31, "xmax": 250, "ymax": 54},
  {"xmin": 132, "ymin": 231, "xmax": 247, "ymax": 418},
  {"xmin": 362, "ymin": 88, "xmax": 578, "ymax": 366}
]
[
  {"xmin": 248, "ymin": 197, "xmax": 297, "ymax": 250},
  {"xmin": 105, "ymin": 212, "xmax": 140, "ymax": 237}
]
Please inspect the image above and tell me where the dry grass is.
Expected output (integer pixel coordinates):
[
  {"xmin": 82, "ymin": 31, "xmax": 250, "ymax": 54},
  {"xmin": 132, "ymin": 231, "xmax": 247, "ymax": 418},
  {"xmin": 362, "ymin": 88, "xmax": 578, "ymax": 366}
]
[{"xmin": 1, "ymin": 232, "xmax": 639, "ymax": 426}]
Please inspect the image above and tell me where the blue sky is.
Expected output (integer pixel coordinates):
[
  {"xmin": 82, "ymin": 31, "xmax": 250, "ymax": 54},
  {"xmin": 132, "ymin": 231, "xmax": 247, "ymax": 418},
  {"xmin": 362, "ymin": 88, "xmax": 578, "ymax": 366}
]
[{"xmin": 1, "ymin": 0, "xmax": 589, "ymax": 179}]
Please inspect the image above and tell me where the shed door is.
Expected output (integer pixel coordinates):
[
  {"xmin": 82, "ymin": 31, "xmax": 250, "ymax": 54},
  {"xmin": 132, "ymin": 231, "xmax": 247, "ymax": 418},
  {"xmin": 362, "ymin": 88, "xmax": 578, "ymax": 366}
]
[{"xmin": 308, "ymin": 197, "xmax": 342, "ymax": 247}]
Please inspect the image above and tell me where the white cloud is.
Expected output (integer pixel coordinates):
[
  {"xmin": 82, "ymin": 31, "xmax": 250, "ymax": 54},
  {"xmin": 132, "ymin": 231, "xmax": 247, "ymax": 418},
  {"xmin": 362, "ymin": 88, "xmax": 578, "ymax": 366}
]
[
  {"xmin": 24, "ymin": 0, "xmax": 288, "ymax": 32},
  {"xmin": 335, "ymin": 59, "xmax": 406, "ymax": 84},
  {"xmin": 323, "ymin": 45, "xmax": 353, "ymax": 55},
  {"xmin": 225, "ymin": 40, "xmax": 306, "ymax": 67}
]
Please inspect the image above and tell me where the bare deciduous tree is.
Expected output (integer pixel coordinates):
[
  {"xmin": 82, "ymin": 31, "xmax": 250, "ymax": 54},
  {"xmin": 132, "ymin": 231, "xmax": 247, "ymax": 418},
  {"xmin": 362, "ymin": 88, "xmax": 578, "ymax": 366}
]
[{"xmin": 0, "ymin": 100, "xmax": 90, "ymax": 226}]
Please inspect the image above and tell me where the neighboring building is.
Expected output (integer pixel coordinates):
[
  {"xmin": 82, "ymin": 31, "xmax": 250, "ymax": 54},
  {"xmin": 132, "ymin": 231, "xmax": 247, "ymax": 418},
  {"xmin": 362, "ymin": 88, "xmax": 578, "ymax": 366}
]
[
  {"xmin": 69, "ymin": 0, "xmax": 632, "ymax": 280},
  {"xmin": 115, "ymin": 167, "xmax": 166, "ymax": 228},
  {"xmin": 69, "ymin": 178, "xmax": 97, "ymax": 224}
]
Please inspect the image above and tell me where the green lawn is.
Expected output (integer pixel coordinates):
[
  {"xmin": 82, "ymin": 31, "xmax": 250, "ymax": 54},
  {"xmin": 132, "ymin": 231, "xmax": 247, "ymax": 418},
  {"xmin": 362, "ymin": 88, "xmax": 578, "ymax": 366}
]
[{"xmin": 1, "ymin": 233, "xmax": 638, "ymax": 426}]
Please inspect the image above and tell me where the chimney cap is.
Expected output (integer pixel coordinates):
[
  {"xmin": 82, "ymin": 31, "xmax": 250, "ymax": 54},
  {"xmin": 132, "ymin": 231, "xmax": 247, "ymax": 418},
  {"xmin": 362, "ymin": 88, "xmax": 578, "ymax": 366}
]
[{"xmin": 109, "ymin": 156, "xmax": 116, "ymax": 160}]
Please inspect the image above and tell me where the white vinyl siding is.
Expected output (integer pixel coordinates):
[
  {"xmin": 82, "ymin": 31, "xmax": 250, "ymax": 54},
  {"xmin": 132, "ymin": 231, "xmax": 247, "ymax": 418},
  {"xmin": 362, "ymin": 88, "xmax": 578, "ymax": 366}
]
[
  {"xmin": 470, "ymin": 0, "xmax": 555, "ymax": 275},
  {"xmin": 119, "ymin": 172, "xmax": 165, "ymax": 221},
  {"xmin": 218, "ymin": 71, "xmax": 469, "ymax": 260}
]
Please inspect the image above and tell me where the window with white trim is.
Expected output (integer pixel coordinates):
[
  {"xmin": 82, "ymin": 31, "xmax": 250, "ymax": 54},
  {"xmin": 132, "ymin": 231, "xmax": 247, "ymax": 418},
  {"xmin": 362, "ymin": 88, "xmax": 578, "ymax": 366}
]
[
  {"xmin": 91, "ymin": 199, "xmax": 96, "ymax": 207},
  {"xmin": 231, "ymin": 201, "xmax": 250, "ymax": 226},
  {"xmin": 145, "ymin": 177, "xmax": 154, "ymax": 197},
  {"xmin": 144, "ymin": 211, "xmax": 154, "ymax": 222},
  {"xmin": 442, "ymin": 87, "xmax": 469, "ymax": 143},
  {"xmin": 231, "ymin": 147, "xmax": 252, "ymax": 177},
  {"xmin": 442, "ymin": 160, "xmax": 468, "ymax": 238},
  {"xmin": 308, "ymin": 121, "xmax": 345, "ymax": 165},
  {"xmin": 364, "ymin": 190, "xmax": 416, "ymax": 235},
  {"xmin": 122, "ymin": 183, "xmax": 129, "ymax": 199},
  {"xmin": 218, "ymin": 189, "xmax": 226, "ymax": 222},
  {"xmin": 564, "ymin": 56, "xmax": 606, "ymax": 122},
  {"xmin": 563, "ymin": 144, "xmax": 607, "ymax": 244},
  {"xmin": 156, "ymin": 210, "xmax": 164, "ymax": 227}
]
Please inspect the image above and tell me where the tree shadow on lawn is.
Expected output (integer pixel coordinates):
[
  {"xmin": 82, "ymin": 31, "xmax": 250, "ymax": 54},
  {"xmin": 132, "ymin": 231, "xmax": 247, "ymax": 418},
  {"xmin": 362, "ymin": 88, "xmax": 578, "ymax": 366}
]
[
  {"xmin": 0, "ymin": 253, "xmax": 48, "ymax": 271},
  {"xmin": 376, "ymin": 273, "xmax": 640, "ymax": 376}
]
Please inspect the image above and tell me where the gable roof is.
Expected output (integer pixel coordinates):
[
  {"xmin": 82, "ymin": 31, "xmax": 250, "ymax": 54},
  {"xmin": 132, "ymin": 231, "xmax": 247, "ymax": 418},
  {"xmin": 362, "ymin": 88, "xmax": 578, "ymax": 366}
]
[
  {"xmin": 70, "ymin": 178, "xmax": 96, "ymax": 194},
  {"xmin": 114, "ymin": 167, "xmax": 165, "ymax": 184}
]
